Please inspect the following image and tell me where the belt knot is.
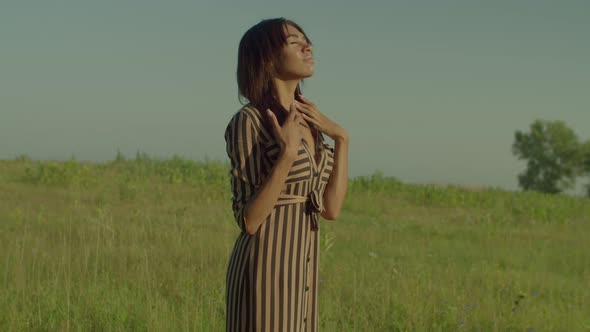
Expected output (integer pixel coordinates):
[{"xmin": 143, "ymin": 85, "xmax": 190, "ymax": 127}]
[
  {"xmin": 305, "ymin": 189, "xmax": 324, "ymax": 231},
  {"xmin": 275, "ymin": 189, "xmax": 324, "ymax": 232}
]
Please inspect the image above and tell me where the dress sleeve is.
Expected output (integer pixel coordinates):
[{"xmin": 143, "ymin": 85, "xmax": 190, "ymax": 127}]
[{"xmin": 224, "ymin": 111, "xmax": 265, "ymax": 233}]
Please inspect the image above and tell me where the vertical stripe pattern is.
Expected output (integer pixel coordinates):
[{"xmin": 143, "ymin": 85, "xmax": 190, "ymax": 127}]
[{"xmin": 224, "ymin": 104, "xmax": 335, "ymax": 332}]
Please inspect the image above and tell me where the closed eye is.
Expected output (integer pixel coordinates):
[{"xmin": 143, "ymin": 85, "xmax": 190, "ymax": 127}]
[{"xmin": 291, "ymin": 42, "xmax": 310, "ymax": 48}]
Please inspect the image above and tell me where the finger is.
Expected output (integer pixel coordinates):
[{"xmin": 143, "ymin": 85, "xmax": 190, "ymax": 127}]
[
  {"xmin": 266, "ymin": 109, "xmax": 281, "ymax": 134},
  {"xmin": 287, "ymin": 102, "xmax": 299, "ymax": 122},
  {"xmin": 296, "ymin": 107, "xmax": 313, "ymax": 121},
  {"xmin": 298, "ymin": 95, "xmax": 315, "ymax": 107},
  {"xmin": 294, "ymin": 101, "xmax": 314, "ymax": 114},
  {"xmin": 300, "ymin": 112, "xmax": 319, "ymax": 126},
  {"xmin": 289, "ymin": 112, "xmax": 302, "ymax": 127},
  {"xmin": 298, "ymin": 119, "xmax": 309, "ymax": 128}
]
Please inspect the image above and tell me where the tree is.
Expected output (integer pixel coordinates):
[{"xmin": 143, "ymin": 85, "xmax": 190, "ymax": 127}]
[{"xmin": 512, "ymin": 119, "xmax": 583, "ymax": 194}]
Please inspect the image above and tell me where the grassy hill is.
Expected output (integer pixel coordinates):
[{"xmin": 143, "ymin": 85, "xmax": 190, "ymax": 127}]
[{"xmin": 1, "ymin": 155, "xmax": 589, "ymax": 331}]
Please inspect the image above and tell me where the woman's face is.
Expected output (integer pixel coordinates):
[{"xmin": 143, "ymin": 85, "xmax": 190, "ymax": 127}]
[{"xmin": 274, "ymin": 24, "xmax": 314, "ymax": 80}]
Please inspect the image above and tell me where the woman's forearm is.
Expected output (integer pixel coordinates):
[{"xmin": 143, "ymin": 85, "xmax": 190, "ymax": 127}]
[
  {"xmin": 322, "ymin": 134, "xmax": 349, "ymax": 220},
  {"xmin": 243, "ymin": 152, "xmax": 295, "ymax": 235}
]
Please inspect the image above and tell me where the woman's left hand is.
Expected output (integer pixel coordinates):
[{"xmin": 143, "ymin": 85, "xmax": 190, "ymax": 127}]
[{"xmin": 294, "ymin": 95, "xmax": 348, "ymax": 141}]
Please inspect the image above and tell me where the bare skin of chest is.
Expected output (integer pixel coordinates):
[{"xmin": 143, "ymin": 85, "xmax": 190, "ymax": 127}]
[{"xmin": 301, "ymin": 126, "xmax": 319, "ymax": 164}]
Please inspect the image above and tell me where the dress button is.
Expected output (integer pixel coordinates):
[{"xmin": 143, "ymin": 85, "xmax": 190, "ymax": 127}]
[
  {"xmin": 306, "ymin": 256, "xmax": 310, "ymax": 262},
  {"xmin": 305, "ymin": 285, "xmax": 309, "ymax": 291},
  {"xmin": 304, "ymin": 317, "xmax": 307, "ymax": 323}
]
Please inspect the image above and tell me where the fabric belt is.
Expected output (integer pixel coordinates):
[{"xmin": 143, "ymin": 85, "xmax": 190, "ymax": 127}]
[{"xmin": 275, "ymin": 189, "xmax": 324, "ymax": 232}]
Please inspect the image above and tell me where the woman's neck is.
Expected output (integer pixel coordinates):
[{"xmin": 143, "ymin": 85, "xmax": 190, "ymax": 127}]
[{"xmin": 272, "ymin": 78, "xmax": 299, "ymax": 111}]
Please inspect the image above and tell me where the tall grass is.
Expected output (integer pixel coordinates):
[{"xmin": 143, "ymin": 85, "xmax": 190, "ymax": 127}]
[{"xmin": 0, "ymin": 152, "xmax": 588, "ymax": 331}]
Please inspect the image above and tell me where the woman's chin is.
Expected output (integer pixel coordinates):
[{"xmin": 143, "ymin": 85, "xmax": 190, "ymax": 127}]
[
  {"xmin": 285, "ymin": 70, "xmax": 313, "ymax": 80},
  {"xmin": 301, "ymin": 70, "xmax": 314, "ymax": 78}
]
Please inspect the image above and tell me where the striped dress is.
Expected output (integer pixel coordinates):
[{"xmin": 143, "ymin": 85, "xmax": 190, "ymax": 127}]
[{"xmin": 224, "ymin": 104, "xmax": 334, "ymax": 332}]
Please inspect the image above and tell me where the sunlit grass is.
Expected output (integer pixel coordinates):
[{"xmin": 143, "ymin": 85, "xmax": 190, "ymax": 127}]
[{"xmin": 1, "ymin": 153, "xmax": 589, "ymax": 331}]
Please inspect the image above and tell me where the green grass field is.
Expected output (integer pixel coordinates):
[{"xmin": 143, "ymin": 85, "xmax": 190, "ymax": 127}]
[{"xmin": 1, "ymin": 154, "xmax": 589, "ymax": 331}]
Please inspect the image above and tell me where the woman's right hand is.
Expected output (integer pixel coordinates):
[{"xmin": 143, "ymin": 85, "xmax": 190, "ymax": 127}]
[{"xmin": 266, "ymin": 101, "xmax": 304, "ymax": 162}]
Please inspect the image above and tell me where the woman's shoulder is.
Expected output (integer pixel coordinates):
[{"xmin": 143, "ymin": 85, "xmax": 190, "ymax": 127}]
[
  {"xmin": 225, "ymin": 103, "xmax": 270, "ymax": 141},
  {"xmin": 227, "ymin": 103, "xmax": 264, "ymax": 125}
]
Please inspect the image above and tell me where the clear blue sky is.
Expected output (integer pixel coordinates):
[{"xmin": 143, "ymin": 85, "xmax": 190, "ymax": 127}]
[{"xmin": 1, "ymin": 0, "xmax": 589, "ymax": 193}]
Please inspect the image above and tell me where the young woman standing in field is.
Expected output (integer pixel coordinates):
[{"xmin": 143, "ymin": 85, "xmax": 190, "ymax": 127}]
[{"xmin": 224, "ymin": 18, "xmax": 349, "ymax": 332}]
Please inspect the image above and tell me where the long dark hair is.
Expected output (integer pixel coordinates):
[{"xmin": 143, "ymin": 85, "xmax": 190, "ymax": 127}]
[{"xmin": 237, "ymin": 18, "xmax": 313, "ymax": 134}]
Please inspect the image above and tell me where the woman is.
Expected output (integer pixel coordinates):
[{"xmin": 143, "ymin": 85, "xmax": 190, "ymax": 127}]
[{"xmin": 224, "ymin": 18, "xmax": 349, "ymax": 332}]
